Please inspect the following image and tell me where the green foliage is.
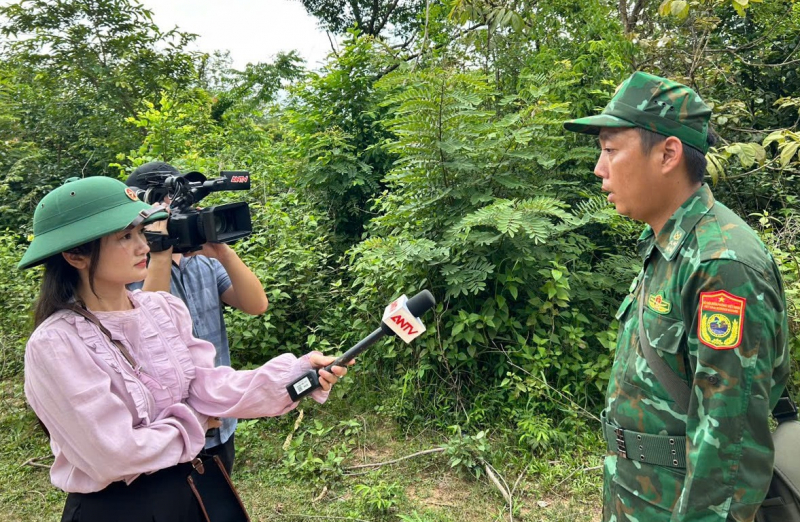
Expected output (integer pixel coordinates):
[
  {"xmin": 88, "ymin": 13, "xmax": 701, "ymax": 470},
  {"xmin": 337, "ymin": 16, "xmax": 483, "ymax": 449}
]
[
  {"xmin": 0, "ymin": 233, "xmax": 39, "ymax": 378},
  {"xmin": 354, "ymin": 479, "xmax": 406, "ymax": 514},
  {"xmin": 0, "ymin": 0, "xmax": 200, "ymax": 228},
  {"xmin": 756, "ymin": 210, "xmax": 800, "ymax": 391},
  {"xmin": 344, "ymin": 64, "xmax": 621, "ymax": 435},
  {"xmin": 280, "ymin": 416, "xmax": 364, "ymax": 485},
  {"xmin": 444, "ymin": 426, "xmax": 489, "ymax": 479},
  {"xmin": 659, "ymin": 0, "xmax": 762, "ymax": 19},
  {"xmin": 301, "ymin": 0, "xmax": 426, "ymax": 37},
  {"xmin": 285, "ymin": 31, "xmax": 395, "ymax": 249}
]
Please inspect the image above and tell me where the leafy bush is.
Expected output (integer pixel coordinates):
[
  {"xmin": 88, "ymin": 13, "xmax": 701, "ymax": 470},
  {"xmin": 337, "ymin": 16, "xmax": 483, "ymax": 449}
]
[
  {"xmin": 444, "ymin": 426, "xmax": 489, "ymax": 479},
  {"xmin": 354, "ymin": 480, "xmax": 406, "ymax": 515},
  {"xmin": 342, "ymin": 65, "xmax": 621, "ymax": 435},
  {"xmin": 0, "ymin": 233, "xmax": 39, "ymax": 379}
]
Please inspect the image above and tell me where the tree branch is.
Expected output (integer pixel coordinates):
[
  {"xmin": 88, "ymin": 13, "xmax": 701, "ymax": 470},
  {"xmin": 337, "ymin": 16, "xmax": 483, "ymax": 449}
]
[
  {"xmin": 22, "ymin": 456, "xmax": 52, "ymax": 470},
  {"xmin": 484, "ymin": 461, "xmax": 514, "ymax": 522},
  {"xmin": 372, "ymin": 23, "xmax": 487, "ymax": 81},
  {"xmin": 344, "ymin": 447, "xmax": 445, "ymax": 470},
  {"xmin": 619, "ymin": 0, "xmax": 629, "ymax": 33},
  {"xmin": 375, "ymin": 0, "xmax": 401, "ymax": 36}
]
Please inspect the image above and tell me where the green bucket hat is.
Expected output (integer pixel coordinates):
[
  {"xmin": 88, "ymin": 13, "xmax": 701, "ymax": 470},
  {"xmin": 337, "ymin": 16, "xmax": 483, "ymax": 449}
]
[
  {"xmin": 564, "ymin": 71, "xmax": 712, "ymax": 153},
  {"xmin": 18, "ymin": 176, "xmax": 168, "ymax": 269}
]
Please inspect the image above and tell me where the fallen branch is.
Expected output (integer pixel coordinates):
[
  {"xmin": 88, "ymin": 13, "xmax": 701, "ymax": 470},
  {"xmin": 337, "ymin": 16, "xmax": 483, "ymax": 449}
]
[
  {"xmin": 282, "ymin": 408, "xmax": 305, "ymax": 451},
  {"xmin": 22, "ymin": 457, "xmax": 52, "ymax": 470},
  {"xmin": 312, "ymin": 485, "xmax": 328, "ymax": 503},
  {"xmin": 273, "ymin": 513, "xmax": 371, "ymax": 522},
  {"xmin": 551, "ymin": 464, "xmax": 603, "ymax": 491},
  {"xmin": 344, "ymin": 447, "xmax": 445, "ymax": 470},
  {"xmin": 484, "ymin": 462, "xmax": 514, "ymax": 522},
  {"xmin": 511, "ymin": 463, "xmax": 531, "ymax": 497}
]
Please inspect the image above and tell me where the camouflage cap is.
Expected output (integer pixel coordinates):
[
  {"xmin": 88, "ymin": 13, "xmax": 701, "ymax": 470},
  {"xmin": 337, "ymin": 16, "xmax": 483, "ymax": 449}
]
[{"xmin": 564, "ymin": 71, "xmax": 712, "ymax": 153}]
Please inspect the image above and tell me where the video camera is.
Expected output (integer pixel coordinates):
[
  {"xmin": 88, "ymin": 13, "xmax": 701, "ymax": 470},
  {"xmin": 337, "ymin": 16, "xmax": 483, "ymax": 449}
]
[{"xmin": 130, "ymin": 169, "xmax": 252, "ymax": 253}]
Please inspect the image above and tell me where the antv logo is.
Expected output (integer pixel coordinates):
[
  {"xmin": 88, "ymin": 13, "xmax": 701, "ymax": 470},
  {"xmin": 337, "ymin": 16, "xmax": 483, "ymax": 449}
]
[{"xmin": 390, "ymin": 315, "xmax": 418, "ymax": 335}]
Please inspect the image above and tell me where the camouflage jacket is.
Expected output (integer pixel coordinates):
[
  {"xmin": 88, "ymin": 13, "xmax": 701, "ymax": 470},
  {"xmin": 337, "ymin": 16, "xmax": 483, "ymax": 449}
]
[{"xmin": 603, "ymin": 184, "xmax": 790, "ymax": 522}]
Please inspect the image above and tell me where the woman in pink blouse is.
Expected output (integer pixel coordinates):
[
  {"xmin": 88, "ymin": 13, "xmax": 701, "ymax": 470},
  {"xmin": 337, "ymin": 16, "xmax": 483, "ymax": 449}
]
[{"xmin": 18, "ymin": 176, "xmax": 348, "ymax": 522}]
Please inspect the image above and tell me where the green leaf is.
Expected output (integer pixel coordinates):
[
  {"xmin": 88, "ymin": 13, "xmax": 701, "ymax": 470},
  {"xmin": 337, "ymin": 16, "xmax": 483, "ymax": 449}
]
[
  {"xmin": 671, "ymin": 0, "xmax": 689, "ymax": 18},
  {"xmin": 763, "ymin": 131, "xmax": 786, "ymax": 148},
  {"xmin": 780, "ymin": 141, "xmax": 800, "ymax": 167},
  {"xmin": 706, "ymin": 153, "xmax": 725, "ymax": 184}
]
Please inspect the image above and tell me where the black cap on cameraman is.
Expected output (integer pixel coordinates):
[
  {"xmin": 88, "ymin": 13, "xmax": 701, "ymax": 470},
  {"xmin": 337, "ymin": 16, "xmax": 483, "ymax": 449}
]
[
  {"xmin": 126, "ymin": 161, "xmax": 207, "ymax": 188},
  {"xmin": 126, "ymin": 161, "xmax": 180, "ymax": 189}
]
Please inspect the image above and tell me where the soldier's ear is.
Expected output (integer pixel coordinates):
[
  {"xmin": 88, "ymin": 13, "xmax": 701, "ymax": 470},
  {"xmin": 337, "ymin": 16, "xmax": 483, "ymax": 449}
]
[{"xmin": 660, "ymin": 136, "xmax": 684, "ymax": 175}]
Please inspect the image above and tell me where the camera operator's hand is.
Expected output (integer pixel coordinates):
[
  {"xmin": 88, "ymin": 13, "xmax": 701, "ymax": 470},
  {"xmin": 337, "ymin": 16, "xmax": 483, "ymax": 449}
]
[
  {"xmin": 140, "ymin": 203, "xmax": 173, "ymax": 293},
  {"xmin": 143, "ymin": 203, "xmax": 170, "ymax": 237},
  {"xmin": 183, "ymin": 241, "xmax": 231, "ymax": 262},
  {"xmin": 184, "ymin": 242, "xmax": 269, "ymax": 316}
]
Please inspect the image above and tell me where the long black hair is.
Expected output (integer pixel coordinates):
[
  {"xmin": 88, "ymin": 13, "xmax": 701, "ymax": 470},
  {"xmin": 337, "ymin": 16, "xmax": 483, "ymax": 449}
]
[
  {"xmin": 31, "ymin": 239, "xmax": 102, "ymax": 438},
  {"xmin": 33, "ymin": 239, "xmax": 102, "ymax": 327}
]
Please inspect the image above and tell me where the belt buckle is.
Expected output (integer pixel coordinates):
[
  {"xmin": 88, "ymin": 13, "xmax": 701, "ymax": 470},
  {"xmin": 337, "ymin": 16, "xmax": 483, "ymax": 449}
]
[{"xmin": 614, "ymin": 427, "xmax": 627, "ymax": 459}]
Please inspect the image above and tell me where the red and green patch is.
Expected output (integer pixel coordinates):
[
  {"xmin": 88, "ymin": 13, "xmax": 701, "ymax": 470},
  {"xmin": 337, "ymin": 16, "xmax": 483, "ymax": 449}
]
[{"xmin": 697, "ymin": 290, "xmax": 745, "ymax": 350}]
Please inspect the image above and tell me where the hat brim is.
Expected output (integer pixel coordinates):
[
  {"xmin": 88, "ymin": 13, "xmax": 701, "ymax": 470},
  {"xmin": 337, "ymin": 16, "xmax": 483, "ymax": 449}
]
[
  {"xmin": 563, "ymin": 114, "xmax": 637, "ymax": 135},
  {"xmin": 18, "ymin": 202, "xmax": 167, "ymax": 269}
]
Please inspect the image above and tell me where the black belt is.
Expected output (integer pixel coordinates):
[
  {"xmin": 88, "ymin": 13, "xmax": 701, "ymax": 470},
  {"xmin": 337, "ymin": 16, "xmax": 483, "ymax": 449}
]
[{"xmin": 601, "ymin": 411, "xmax": 686, "ymax": 469}]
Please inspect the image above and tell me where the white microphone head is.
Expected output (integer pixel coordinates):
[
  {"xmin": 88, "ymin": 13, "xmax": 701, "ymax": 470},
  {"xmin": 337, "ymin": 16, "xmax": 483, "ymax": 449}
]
[{"xmin": 383, "ymin": 295, "xmax": 426, "ymax": 343}]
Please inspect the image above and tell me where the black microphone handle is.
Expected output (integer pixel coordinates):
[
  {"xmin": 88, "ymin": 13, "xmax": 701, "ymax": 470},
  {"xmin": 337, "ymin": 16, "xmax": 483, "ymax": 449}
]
[
  {"xmin": 323, "ymin": 326, "xmax": 388, "ymax": 373},
  {"xmin": 321, "ymin": 290, "xmax": 436, "ymax": 373}
]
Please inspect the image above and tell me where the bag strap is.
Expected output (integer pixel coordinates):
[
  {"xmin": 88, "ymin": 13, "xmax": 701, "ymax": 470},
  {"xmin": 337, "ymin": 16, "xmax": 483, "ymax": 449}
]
[
  {"xmin": 638, "ymin": 283, "xmax": 691, "ymax": 413},
  {"xmin": 637, "ymin": 282, "xmax": 797, "ymax": 422},
  {"xmin": 66, "ymin": 303, "xmax": 141, "ymax": 375}
]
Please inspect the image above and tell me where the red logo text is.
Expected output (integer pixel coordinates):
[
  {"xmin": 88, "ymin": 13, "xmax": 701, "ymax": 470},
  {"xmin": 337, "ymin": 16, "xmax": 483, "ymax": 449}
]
[{"xmin": 390, "ymin": 315, "xmax": 418, "ymax": 335}]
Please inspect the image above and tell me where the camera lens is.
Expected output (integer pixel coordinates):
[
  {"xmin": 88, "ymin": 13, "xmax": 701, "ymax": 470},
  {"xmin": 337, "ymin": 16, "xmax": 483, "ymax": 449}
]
[{"xmin": 214, "ymin": 215, "xmax": 228, "ymax": 234}]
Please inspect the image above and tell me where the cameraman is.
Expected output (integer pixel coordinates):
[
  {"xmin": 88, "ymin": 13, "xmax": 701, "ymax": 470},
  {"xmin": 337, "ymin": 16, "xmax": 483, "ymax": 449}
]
[{"xmin": 126, "ymin": 161, "xmax": 268, "ymax": 475}]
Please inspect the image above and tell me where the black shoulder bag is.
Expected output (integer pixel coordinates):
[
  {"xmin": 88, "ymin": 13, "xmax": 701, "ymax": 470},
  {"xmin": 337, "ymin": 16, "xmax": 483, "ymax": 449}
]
[
  {"xmin": 69, "ymin": 304, "xmax": 250, "ymax": 522},
  {"xmin": 636, "ymin": 288, "xmax": 800, "ymax": 522}
]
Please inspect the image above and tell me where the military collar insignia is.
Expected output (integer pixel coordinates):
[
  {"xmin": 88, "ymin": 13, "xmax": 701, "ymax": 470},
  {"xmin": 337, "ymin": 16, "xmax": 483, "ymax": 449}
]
[
  {"xmin": 663, "ymin": 229, "xmax": 684, "ymax": 258},
  {"xmin": 698, "ymin": 290, "xmax": 746, "ymax": 350},
  {"xmin": 647, "ymin": 293, "xmax": 672, "ymax": 314},
  {"xmin": 652, "ymin": 185, "xmax": 715, "ymax": 261}
]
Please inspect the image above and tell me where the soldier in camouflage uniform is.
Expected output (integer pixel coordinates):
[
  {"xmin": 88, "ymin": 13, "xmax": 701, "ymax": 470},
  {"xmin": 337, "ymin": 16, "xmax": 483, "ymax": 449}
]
[{"xmin": 564, "ymin": 71, "xmax": 790, "ymax": 522}]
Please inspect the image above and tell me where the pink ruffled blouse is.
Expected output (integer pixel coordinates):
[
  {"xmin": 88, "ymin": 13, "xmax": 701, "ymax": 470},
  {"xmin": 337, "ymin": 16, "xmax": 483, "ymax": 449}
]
[{"xmin": 24, "ymin": 290, "xmax": 326, "ymax": 493}]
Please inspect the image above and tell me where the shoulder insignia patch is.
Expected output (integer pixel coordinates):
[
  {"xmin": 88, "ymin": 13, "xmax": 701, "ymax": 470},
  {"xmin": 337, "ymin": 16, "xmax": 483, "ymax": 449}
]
[
  {"xmin": 648, "ymin": 293, "xmax": 672, "ymax": 314},
  {"xmin": 698, "ymin": 290, "xmax": 746, "ymax": 350}
]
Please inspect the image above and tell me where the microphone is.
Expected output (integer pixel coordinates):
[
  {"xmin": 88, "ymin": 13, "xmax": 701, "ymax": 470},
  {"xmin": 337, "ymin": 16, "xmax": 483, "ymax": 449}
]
[{"xmin": 286, "ymin": 290, "xmax": 436, "ymax": 401}]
